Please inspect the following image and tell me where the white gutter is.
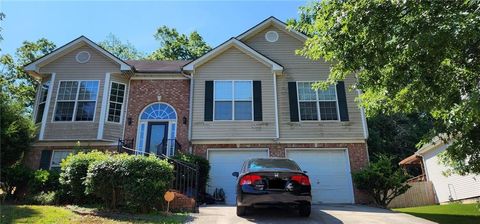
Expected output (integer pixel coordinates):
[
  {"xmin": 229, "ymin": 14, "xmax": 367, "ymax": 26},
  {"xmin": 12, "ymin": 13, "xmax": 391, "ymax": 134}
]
[
  {"xmin": 97, "ymin": 73, "xmax": 111, "ymax": 139},
  {"xmin": 39, "ymin": 73, "xmax": 55, "ymax": 140},
  {"xmin": 273, "ymin": 72, "xmax": 280, "ymax": 139}
]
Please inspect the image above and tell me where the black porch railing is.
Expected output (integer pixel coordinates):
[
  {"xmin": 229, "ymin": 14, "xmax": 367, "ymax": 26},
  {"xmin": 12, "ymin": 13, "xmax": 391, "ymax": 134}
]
[{"xmin": 117, "ymin": 139, "xmax": 199, "ymax": 208}]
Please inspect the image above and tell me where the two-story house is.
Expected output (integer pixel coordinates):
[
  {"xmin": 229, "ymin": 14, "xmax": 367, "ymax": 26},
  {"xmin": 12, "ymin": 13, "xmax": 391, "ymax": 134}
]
[{"xmin": 24, "ymin": 17, "xmax": 369, "ymax": 205}]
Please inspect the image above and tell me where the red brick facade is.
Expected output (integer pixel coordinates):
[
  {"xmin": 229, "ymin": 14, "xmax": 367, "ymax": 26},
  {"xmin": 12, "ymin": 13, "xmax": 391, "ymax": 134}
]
[
  {"xmin": 123, "ymin": 79, "xmax": 190, "ymax": 153},
  {"xmin": 192, "ymin": 142, "xmax": 370, "ymax": 204}
]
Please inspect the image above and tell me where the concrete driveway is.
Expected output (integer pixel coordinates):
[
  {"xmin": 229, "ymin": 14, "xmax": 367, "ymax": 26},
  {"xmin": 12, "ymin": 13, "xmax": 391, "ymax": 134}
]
[{"xmin": 188, "ymin": 204, "xmax": 436, "ymax": 224}]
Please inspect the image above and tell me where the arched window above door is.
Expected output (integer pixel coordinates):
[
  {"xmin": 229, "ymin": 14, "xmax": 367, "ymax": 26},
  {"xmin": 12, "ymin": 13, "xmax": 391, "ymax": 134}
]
[{"xmin": 140, "ymin": 103, "xmax": 177, "ymax": 120}]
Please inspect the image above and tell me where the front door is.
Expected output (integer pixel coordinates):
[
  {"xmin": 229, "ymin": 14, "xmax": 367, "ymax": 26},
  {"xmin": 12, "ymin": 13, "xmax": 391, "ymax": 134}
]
[{"xmin": 145, "ymin": 122, "xmax": 168, "ymax": 155}]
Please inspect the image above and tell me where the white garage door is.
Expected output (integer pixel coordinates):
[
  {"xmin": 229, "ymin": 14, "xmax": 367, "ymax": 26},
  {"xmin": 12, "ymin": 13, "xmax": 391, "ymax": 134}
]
[
  {"xmin": 208, "ymin": 149, "xmax": 268, "ymax": 205},
  {"xmin": 287, "ymin": 149, "xmax": 354, "ymax": 204}
]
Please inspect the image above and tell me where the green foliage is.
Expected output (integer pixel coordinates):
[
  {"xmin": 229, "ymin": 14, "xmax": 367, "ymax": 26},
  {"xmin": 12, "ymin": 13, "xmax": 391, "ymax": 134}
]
[
  {"xmin": 0, "ymin": 163, "xmax": 33, "ymax": 200},
  {"xmin": 148, "ymin": 26, "xmax": 211, "ymax": 60},
  {"xmin": 59, "ymin": 150, "xmax": 109, "ymax": 203},
  {"xmin": 0, "ymin": 12, "xmax": 5, "ymax": 46},
  {"xmin": 352, "ymin": 154, "xmax": 411, "ymax": 207},
  {"xmin": 289, "ymin": 0, "xmax": 480, "ymax": 174},
  {"xmin": 173, "ymin": 153, "xmax": 210, "ymax": 194},
  {"xmin": 30, "ymin": 169, "xmax": 60, "ymax": 194},
  {"xmin": 0, "ymin": 92, "xmax": 36, "ymax": 168},
  {"xmin": 27, "ymin": 191, "xmax": 58, "ymax": 205},
  {"xmin": 98, "ymin": 33, "xmax": 145, "ymax": 60},
  {"xmin": 367, "ymin": 113, "xmax": 433, "ymax": 162},
  {"xmin": 0, "ymin": 38, "xmax": 56, "ymax": 107},
  {"xmin": 85, "ymin": 154, "xmax": 174, "ymax": 212}
]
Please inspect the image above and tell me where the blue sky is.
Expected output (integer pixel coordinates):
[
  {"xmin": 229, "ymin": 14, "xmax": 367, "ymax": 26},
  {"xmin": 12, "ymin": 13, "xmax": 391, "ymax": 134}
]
[{"xmin": 1, "ymin": 0, "xmax": 307, "ymax": 57}]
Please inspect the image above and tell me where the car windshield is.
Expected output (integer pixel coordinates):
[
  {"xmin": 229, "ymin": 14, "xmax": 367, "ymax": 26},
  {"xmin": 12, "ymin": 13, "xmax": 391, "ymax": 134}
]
[{"xmin": 247, "ymin": 159, "xmax": 301, "ymax": 171}]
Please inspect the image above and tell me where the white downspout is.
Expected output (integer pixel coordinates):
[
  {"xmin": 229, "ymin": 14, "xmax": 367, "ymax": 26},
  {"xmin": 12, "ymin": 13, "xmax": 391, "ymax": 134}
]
[
  {"xmin": 186, "ymin": 71, "xmax": 194, "ymax": 153},
  {"xmin": 273, "ymin": 72, "xmax": 280, "ymax": 140}
]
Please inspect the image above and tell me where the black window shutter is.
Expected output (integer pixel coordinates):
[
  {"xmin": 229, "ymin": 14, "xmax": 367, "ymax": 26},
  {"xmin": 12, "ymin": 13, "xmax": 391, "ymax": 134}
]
[
  {"xmin": 204, "ymin": 81, "xmax": 214, "ymax": 121},
  {"xmin": 288, "ymin": 82, "xmax": 299, "ymax": 122},
  {"xmin": 39, "ymin": 150, "xmax": 52, "ymax": 170},
  {"xmin": 336, "ymin": 81, "xmax": 349, "ymax": 121},
  {"xmin": 253, "ymin": 81, "xmax": 263, "ymax": 121}
]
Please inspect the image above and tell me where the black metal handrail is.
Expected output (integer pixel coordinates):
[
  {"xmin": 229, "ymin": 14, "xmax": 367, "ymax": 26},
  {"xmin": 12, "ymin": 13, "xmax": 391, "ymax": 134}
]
[{"xmin": 117, "ymin": 139, "xmax": 199, "ymax": 208}]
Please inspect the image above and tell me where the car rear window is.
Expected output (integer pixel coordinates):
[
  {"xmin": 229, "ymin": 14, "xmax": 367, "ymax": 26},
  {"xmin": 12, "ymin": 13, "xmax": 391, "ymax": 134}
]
[{"xmin": 248, "ymin": 159, "xmax": 301, "ymax": 171}]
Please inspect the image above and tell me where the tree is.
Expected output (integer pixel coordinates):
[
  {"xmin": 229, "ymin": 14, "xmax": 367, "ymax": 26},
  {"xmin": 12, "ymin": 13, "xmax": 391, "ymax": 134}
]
[
  {"xmin": 367, "ymin": 113, "xmax": 433, "ymax": 162},
  {"xmin": 98, "ymin": 33, "xmax": 144, "ymax": 60},
  {"xmin": 148, "ymin": 26, "xmax": 211, "ymax": 60},
  {"xmin": 0, "ymin": 12, "xmax": 5, "ymax": 49},
  {"xmin": 0, "ymin": 91, "xmax": 36, "ymax": 168},
  {"xmin": 0, "ymin": 39, "xmax": 56, "ymax": 107},
  {"xmin": 289, "ymin": 0, "xmax": 480, "ymax": 174},
  {"xmin": 352, "ymin": 154, "xmax": 411, "ymax": 208}
]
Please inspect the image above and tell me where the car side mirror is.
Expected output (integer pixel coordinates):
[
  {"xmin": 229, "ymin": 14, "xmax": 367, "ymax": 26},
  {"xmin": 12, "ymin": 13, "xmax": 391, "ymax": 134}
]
[
  {"xmin": 232, "ymin": 172, "xmax": 239, "ymax": 177},
  {"xmin": 303, "ymin": 170, "xmax": 308, "ymax": 174}
]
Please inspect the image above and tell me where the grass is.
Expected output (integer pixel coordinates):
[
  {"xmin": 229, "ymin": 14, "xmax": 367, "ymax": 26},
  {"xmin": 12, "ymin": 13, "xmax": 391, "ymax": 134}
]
[
  {"xmin": 0, "ymin": 205, "xmax": 189, "ymax": 224},
  {"xmin": 393, "ymin": 203, "xmax": 480, "ymax": 224}
]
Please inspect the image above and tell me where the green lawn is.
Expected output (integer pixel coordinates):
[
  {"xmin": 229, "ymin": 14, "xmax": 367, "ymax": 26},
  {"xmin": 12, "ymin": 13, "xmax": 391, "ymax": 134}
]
[
  {"xmin": 0, "ymin": 205, "xmax": 188, "ymax": 224},
  {"xmin": 394, "ymin": 203, "xmax": 480, "ymax": 224}
]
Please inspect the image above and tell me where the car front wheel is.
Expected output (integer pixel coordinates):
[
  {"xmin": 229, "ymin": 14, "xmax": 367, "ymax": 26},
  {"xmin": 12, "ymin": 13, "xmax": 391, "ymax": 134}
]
[
  {"xmin": 236, "ymin": 205, "xmax": 246, "ymax": 216},
  {"xmin": 299, "ymin": 203, "xmax": 311, "ymax": 217}
]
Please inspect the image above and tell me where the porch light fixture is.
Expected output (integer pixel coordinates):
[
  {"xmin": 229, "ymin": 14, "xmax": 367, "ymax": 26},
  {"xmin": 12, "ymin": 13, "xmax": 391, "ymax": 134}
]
[
  {"xmin": 127, "ymin": 117, "xmax": 132, "ymax": 126},
  {"xmin": 183, "ymin": 116, "xmax": 187, "ymax": 125},
  {"xmin": 157, "ymin": 95, "xmax": 162, "ymax": 101}
]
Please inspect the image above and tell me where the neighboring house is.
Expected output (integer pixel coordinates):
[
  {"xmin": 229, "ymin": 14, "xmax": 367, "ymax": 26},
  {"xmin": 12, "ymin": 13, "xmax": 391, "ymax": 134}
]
[
  {"xmin": 400, "ymin": 138, "xmax": 480, "ymax": 203},
  {"xmin": 24, "ymin": 17, "xmax": 370, "ymax": 205}
]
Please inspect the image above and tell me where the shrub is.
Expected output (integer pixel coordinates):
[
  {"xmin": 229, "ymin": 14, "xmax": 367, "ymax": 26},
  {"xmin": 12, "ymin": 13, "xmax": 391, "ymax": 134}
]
[
  {"xmin": 30, "ymin": 169, "xmax": 60, "ymax": 194},
  {"xmin": 0, "ymin": 163, "xmax": 33, "ymax": 200},
  {"xmin": 173, "ymin": 153, "xmax": 210, "ymax": 195},
  {"xmin": 352, "ymin": 154, "xmax": 411, "ymax": 208},
  {"xmin": 85, "ymin": 154, "xmax": 174, "ymax": 212},
  {"xmin": 27, "ymin": 191, "xmax": 58, "ymax": 205},
  {"xmin": 59, "ymin": 150, "xmax": 109, "ymax": 203}
]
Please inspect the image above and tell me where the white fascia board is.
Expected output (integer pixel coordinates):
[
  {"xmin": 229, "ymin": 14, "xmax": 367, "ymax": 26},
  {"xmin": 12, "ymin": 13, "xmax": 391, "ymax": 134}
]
[
  {"xmin": 237, "ymin": 17, "xmax": 308, "ymax": 42},
  {"xmin": 183, "ymin": 38, "xmax": 283, "ymax": 72},
  {"xmin": 24, "ymin": 36, "xmax": 132, "ymax": 73}
]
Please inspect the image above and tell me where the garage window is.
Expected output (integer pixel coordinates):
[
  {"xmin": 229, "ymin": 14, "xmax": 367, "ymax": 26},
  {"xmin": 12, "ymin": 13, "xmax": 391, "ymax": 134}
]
[
  {"xmin": 297, "ymin": 82, "xmax": 339, "ymax": 121},
  {"xmin": 214, "ymin": 80, "xmax": 253, "ymax": 121}
]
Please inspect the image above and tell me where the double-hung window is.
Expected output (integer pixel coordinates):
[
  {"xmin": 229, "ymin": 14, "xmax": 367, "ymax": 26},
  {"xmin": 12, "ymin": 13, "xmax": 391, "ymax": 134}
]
[
  {"xmin": 35, "ymin": 81, "xmax": 50, "ymax": 124},
  {"xmin": 297, "ymin": 82, "xmax": 339, "ymax": 121},
  {"xmin": 107, "ymin": 82, "xmax": 126, "ymax": 123},
  {"xmin": 54, "ymin": 80, "xmax": 99, "ymax": 121},
  {"xmin": 50, "ymin": 150, "xmax": 72, "ymax": 170},
  {"xmin": 214, "ymin": 80, "xmax": 253, "ymax": 120}
]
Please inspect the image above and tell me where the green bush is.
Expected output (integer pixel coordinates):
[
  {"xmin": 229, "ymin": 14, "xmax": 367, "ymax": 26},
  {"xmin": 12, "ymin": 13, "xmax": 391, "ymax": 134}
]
[
  {"xmin": 0, "ymin": 163, "xmax": 33, "ymax": 200},
  {"xmin": 352, "ymin": 154, "xmax": 411, "ymax": 208},
  {"xmin": 173, "ymin": 153, "xmax": 210, "ymax": 194},
  {"xmin": 27, "ymin": 191, "xmax": 58, "ymax": 205},
  {"xmin": 30, "ymin": 169, "xmax": 60, "ymax": 194},
  {"xmin": 59, "ymin": 150, "xmax": 109, "ymax": 203},
  {"xmin": 85, "ymin": 154, "xmax": 174, "ymax": 212}
]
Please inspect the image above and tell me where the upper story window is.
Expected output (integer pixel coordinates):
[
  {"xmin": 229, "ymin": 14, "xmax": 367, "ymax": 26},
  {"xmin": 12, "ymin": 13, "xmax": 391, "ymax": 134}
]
[
  {"xmin": 297, "ymin": 82, "xmax": 339, "ymax": 121},
  {"xmin": 214, "ymin": 80, "xmax": 253, "ymax": 120},
  {"xmin": 35, "ymin": 81, "xmax": 50, "ymax": 124},
  {"xmin": 54, "ymin": 80, "xmax": 99, "ymax": 122},
  {"xmin": 107, "ymin": 82, "xmax": 126, "ymax": 123}
]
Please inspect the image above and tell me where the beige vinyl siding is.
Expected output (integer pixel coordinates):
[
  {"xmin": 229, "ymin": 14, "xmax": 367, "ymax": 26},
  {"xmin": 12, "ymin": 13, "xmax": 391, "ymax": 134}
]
[
  {"xmin": 191, "ymin": 47, "xmax": 276, "ymax": 140},
  {"xmin": 103, "ymin": 73, "xmax": 129, "ymax": 141},
  {"xmin": 40, "ymin": 44, "xmax": 122, "ymax": 140},
  {"xmin": 245, "ymin": 25, "xmax": 365, "ymax": 140}
]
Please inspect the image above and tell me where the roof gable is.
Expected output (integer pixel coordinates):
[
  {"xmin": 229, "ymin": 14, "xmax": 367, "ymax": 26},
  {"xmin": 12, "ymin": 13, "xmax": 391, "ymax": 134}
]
[
  {"xmin": 183, "ymin": 38, "xmax": 283, "ymax": 72},
  {"xmin": 237, "ymin": 16, "xmax": 307, "ymax": 42},
  {"xmin": 24, "ymin": 36, "xmax": 132, "ymax": 73}
]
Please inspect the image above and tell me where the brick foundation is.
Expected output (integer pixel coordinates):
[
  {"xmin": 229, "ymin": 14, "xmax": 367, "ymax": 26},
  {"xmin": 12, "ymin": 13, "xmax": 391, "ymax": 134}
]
[
  {"xmin": 123, "ymin": 79, "xmax": 190, "ymax": 153},
  {"xmin": 192, "ymin": 142, "xmax": 370, "ymax": 204}
]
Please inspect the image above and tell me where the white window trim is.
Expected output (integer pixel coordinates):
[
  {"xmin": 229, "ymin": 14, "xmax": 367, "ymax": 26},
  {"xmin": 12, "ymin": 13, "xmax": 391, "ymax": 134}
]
[
  {"xmin": 52, "ymin": 80, "xmax": 100, "ymax": 123},
  {"xmin": 213, "ymin": 80, "xmax": 254, "ymax": 122},
  {"xmin": 49, "ymin": 150, "xmax": 73, "ymax": 169},
  {"xmin": 106, "ymin": 81, "xmax": 127, "ymax": 124},
  {"xmin": 35, "ymin": 81, "xmax": 50, "ymax": 124},
  {"xmin": 296, "ymin": 81, "xmax": 341, "ymax": 122}
]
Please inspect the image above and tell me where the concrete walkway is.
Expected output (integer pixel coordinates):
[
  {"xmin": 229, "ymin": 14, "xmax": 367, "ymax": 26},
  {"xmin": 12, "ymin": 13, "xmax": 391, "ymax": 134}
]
[{"xmin": 187, "ymin": 204, "xmax": 437, "ymax": 224}]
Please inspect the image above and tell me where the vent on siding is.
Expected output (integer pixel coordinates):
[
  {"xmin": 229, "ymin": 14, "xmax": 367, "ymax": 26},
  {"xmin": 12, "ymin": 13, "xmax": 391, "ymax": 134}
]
[
  {"xmin": 75, "ymin": 51, "xmax": 91, "ymax": 63},
  {"xmin": 265, "ymin": 31, "xmax": 279, "ymax": 42}
]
